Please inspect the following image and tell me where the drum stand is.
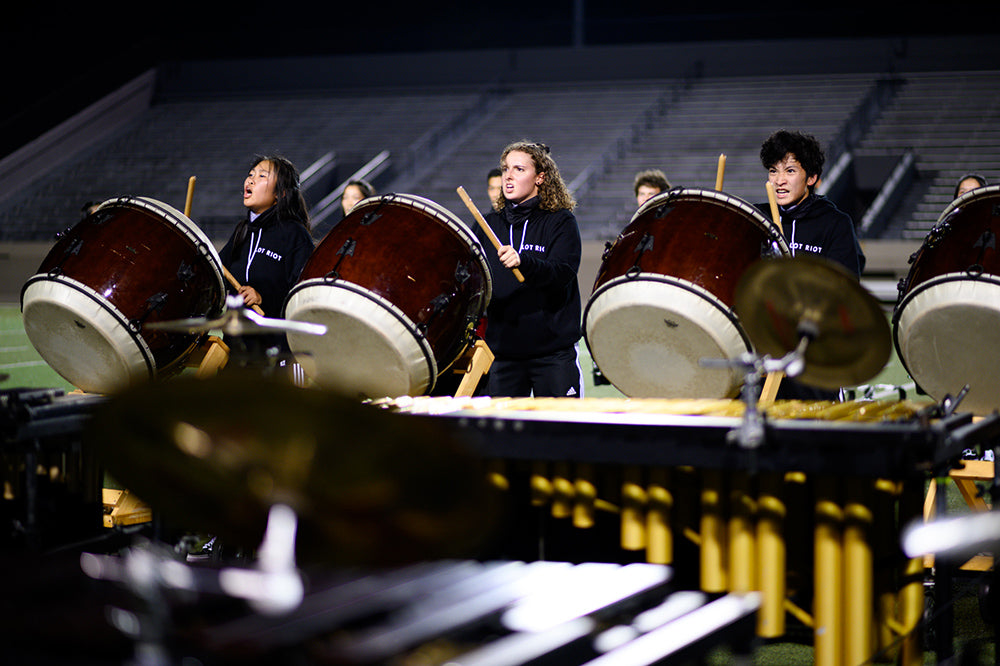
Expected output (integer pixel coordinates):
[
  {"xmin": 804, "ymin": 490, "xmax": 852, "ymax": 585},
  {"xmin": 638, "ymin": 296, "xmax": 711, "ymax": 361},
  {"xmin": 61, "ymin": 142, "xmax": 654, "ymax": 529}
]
[
  {"xmin": 451, "ymin": 339, "xmax": 494, "ymax": 397},
  {"xmin": 184, "ymin": 335, "xmax": 231, "ymax": 378}
]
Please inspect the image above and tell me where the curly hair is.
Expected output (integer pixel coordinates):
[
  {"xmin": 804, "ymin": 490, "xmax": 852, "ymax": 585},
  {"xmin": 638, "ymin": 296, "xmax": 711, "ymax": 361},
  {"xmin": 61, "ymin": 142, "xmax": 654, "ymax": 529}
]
[
  {"xmin": 496, "ymin": 140, "xmax": 576, "ymax": 212},
  {"xmin": 759, "ymin": 130, "xmax": 825, "ymax": 181}
]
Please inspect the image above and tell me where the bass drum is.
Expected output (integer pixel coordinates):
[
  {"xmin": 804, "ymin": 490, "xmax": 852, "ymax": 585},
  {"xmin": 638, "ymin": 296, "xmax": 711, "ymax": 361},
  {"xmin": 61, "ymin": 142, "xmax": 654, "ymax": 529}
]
[
  {"xmin": 284, "ymin": 193, "xmax": 492, "ymax": 399},
  {"xmin": 584, "ymin": 188, "xmax": 789, "ymax": 398},
  {"xmin": 893, "ymin": 184, "xmax": 1000, "ymax": 414},
  {"xmin": 21, "ymin": 196, "xmax": 226, "ymax": 394}
]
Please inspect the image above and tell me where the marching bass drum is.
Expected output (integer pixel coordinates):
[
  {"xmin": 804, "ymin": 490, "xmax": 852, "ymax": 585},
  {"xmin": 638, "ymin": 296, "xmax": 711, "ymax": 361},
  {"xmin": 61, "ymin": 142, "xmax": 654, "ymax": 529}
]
[
  {"xmin": 893, "ymin": 184, "xmax": 1000, "ymax": 414},
  {"xmin": 584, "ymin": 188, "xmax": 789, "ymax": 398},
  {"xmin": 284, "ymin": 193, "xmax": 492, "ymax": 399},
  {"xmin": 20, "ymin": 196, "xmax": 226, "ymax": 394}
]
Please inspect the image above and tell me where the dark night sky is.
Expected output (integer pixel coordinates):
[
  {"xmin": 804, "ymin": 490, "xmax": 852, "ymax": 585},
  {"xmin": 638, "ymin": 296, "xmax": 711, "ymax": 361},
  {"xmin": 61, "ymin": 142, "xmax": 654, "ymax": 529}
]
[{"xmin": 0, "ymin": 3, "xmax": 985, "ymax": 157}]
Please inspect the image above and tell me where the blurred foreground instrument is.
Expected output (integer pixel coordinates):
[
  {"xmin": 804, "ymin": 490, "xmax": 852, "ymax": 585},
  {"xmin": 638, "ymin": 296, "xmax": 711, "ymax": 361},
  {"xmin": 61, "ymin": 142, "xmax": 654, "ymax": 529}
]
[{"xmin": 84, "ymin": 374, "xmax": 498, "ymax": 565}]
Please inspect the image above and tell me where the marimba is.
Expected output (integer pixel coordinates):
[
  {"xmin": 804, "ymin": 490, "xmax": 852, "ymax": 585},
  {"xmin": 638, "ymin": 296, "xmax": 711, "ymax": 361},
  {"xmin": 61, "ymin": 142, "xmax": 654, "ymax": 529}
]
[{"xmin": 376, "ymin": 395, "xmax": 1000, "ymax": 666}]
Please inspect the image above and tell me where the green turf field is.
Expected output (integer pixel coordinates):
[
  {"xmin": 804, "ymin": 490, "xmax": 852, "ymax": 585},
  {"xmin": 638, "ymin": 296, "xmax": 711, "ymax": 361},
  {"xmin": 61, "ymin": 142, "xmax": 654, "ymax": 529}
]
[{"xmin": 1, "ymin": 301, "xmax": 913, "ymax": 397}]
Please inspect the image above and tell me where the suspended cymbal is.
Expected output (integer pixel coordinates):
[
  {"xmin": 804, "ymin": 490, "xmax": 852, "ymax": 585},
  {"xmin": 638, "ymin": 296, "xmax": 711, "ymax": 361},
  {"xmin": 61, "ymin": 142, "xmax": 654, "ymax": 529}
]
[
  {"xmin": 85, "ymin": 373, "xmax": 498, "ymax": 566},
  {"xmin": 734, "ymin": 255, "xmax": 891, "ymax": 389},
  {"xmin": 145, "ymin": 305, "xmax": 327, "ymax": 337}
]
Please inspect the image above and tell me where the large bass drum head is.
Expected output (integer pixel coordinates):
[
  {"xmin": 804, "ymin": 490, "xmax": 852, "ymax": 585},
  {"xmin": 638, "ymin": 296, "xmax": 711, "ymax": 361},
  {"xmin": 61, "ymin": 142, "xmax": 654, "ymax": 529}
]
[{"xmin": 893, "ymin": 185, "xmax": 1000, "ymax": 414}]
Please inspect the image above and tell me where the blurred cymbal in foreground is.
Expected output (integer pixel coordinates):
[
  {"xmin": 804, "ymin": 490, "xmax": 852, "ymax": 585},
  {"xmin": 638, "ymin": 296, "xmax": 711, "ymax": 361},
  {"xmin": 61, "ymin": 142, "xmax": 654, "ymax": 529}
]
[{"xmin": 85, "ymin": 373, "xmax": 498, "ymax": 566}]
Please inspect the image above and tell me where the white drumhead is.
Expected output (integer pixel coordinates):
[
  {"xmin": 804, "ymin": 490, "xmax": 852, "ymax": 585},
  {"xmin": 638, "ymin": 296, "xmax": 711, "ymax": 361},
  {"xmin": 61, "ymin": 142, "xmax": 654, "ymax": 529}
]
[
  {"xmin": 21, "ymin": 277, "xmax": 153, "ymax": 393},
  {"xmin": 895, "ymin": 274, "xmax": 1000, "ymax": 414},
  {"xmin": 585, "ymin": 277, "xmax": 749, "ymax": 398},
  {"xmin": 285, "ymin": 282, "xmax": 435, "ymax": 399}
]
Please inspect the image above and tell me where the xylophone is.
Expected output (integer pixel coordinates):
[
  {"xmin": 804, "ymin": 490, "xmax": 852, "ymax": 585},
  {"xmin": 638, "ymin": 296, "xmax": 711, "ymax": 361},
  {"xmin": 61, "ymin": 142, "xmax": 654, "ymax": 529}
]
[{"xmin": 375, "ymin": 395, "xmax": 1000, "ymax": 666}]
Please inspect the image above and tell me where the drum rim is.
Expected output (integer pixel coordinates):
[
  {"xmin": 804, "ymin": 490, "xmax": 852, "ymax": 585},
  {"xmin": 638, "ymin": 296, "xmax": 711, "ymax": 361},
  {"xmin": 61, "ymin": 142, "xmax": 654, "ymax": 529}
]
[
  {"xmin": 628, "ymin": 187, "xmax": 790, "ymax": 254},
  {"xmin": 584, "ymin": 272, "xmax": 752, "ymax": 354},
  {"xmin": 22, "ymin": 273, "xmax": 156, "ymax": 379},
  {"xmin": 892, "ymin": 275, "xmax": 1000, "ymax": 412},
  {"xmin": 351, "ymin": 193, "xmax": 494, "ymax": 306},
  {"xmin": 95, "ymin": 195, "xmax": 227, "ymax": 314},
  {"xmin": 285, "ymin": 278, "xmax": 438, "ymax": 394},
  {"xmin": 936, "ymin": 183, "xmax": 1000, "ymax": 225}
]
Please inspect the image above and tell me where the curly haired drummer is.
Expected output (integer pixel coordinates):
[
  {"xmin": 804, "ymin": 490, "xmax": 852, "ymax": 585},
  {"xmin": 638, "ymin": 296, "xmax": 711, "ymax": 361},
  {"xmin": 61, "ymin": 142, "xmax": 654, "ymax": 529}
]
[
  {"xmin": 758, "ymin": 130, "xmax": 865, "ymax": 276},
  {"xmin": 477, "ymin": 141, "xmax": 584, "ymax": 398},
  {"xmin": 757, "ymin": 130, "xmax": 866, "ymax": 400}
]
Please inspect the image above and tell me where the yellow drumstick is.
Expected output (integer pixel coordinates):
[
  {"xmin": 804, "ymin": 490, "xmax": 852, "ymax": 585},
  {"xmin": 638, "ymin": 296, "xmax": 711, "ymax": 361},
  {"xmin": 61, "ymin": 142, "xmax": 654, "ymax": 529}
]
[
  {"xmin": 759, "ymin": 180, "xmax": 785, "ymax": 405},
  {"xmin": 456, "ymin": 186, "xmax": 525, "ymax": 283},
  {"xmin": 184, "ymin": 176, "xmax": 196, "ymax": 217},
  {"xmin": 765, "ymin": 181, "xmax": 784, "ymax": 236},
  {"xmin": 185, "ymin": 174, "xmax": 266, "ymax": 316},
  {"xmin": 715, "ymin": 153, "xmax": 726, "ymax": 191}
]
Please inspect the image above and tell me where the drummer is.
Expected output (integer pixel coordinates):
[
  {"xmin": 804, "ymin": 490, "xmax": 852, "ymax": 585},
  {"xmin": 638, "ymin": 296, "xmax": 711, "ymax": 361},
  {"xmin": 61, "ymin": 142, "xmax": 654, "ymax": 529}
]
[
  {"xmin": 758, "ymin": 130, "xmax": 865, "ymax": 275},
  {"xmin": 341, "ymin": 178, "xmax": 376, "ymax": 217},
  {"xmin": 486, "ymin": 167, "xmax": 502, "ymax": 212},
  {"xmin": 477, "ymin": 140, "xmax": 584, "ymax": 398},
  {"xmin": 633, "ymin": 168, "xmax": 671, "ymax": 207},
  {"xmin": 954, "ymin": 172, "xmax": 988, "ymax": 199},
  {"xmin": 220, "ymin": 154, "xmax": 315, "ymax": 358},
  {"xmin": 757, "ymin": 130, "xmax": 866, "ymax": 399}
]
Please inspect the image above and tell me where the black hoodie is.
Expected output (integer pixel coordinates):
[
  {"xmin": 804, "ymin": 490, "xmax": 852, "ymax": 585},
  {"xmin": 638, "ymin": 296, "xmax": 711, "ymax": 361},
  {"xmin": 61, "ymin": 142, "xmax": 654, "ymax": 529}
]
[
  {"xmin": 756, "ymin": 193, "xmax": 866, "ymax": 275},
  {"xmin": 219, "ymin": 206, "xmax": 314, "ymax": 317},
  {"xmin": 477, "ymin": 198, "xmax": 582, "ymax": 359}
]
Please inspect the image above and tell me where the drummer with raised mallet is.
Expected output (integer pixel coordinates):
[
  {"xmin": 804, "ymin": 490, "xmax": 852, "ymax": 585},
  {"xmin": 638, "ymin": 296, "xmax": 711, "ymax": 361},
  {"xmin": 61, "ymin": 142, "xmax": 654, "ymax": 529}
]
[
  {"xmin": 462, "ymin": 140, "xmax": 584, "ymax": 399},
  {"xmin": 755, "ymin": 129, "xmax": 866, "ymax": 401}
]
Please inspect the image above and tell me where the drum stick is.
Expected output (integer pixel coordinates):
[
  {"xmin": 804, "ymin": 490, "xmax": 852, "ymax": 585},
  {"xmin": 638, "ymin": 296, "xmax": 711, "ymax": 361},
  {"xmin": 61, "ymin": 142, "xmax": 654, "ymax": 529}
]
[
  {"xmin": 222, "ymin": 268, "xmax": 266, "ymax": 316},
  {"xmin": 760, "ymin": 181, "xmax": 785, "ymax": 404},
  {"xmin": 765, "ymin": 182, "xmax": 784, "ymax": 236},
  {"xmin": 184, "ymin": 176, "xmax": 196, "ymax": 218},
  {"xmin": 183, "ymin": 174, "xmax": 266, "ymax": 316},
  {"xmin": 715, "ymin": 154, "xmax": 726, "ymax": 191},
  {"xmin": 456, "ymin": 186, "xmax": 525, "ymax": 283}
]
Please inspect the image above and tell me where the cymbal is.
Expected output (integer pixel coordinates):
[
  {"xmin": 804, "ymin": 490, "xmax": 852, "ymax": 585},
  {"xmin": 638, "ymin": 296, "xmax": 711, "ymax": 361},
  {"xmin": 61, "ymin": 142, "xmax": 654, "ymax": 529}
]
[
  {"xmin": 733, "ymin": 255, "xmax": 891, "ymax": 389},
  {"xmin": 85, "ymin": 373, "xmax": 498, "ymax": 566},
  {"xmin": 145, "ymin": 306, "xmax": 327, "ymax": 337}
]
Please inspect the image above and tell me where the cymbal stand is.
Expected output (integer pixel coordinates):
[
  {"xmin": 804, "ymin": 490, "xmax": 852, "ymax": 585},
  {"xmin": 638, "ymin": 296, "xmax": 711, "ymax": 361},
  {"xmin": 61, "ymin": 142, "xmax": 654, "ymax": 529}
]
[{"xmin": 703, "ymin": 321, "xmax": 815, "ymax": 450}]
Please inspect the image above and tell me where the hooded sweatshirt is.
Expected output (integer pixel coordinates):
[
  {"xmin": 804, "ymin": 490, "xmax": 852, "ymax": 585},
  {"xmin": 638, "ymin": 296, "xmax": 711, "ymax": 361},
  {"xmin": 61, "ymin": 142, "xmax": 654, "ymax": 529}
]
[
  {"xmin": 219, "ymin": 206, "xmax": 315, "ymax": 317},
  {"xmin": 477, "ymin": 197, "xmax": 582, "ymax": 359},
  {"xmin": 756, "ymin": 193, "xmax": 866, "ymax": 276}
]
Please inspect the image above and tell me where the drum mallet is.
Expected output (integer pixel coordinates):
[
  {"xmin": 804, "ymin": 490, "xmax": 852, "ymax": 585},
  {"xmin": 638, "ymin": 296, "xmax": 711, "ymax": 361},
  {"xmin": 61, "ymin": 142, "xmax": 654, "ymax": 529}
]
[
  {"xmin": 758, "ymin": 181, "xmax": 786, "ymax": 405},
  {"xmin": 457, "ymin": 186, "xmax": 525, "ymax": 283},
  {"xmin": 185, "ymin": 174, "xmax": 266, "ymax": 316}
]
